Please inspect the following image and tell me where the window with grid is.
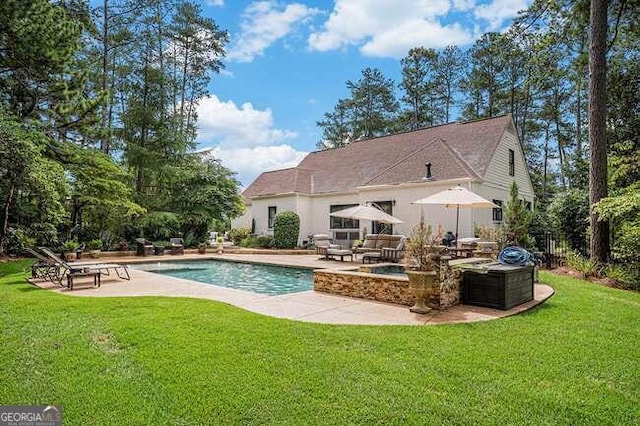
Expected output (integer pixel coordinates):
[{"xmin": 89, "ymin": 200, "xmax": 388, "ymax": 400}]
[
  {"xmin": 492, "ymin": 200, "xmax": 503, "ymax": 222},
  {"xmin": 330, "ymin": 204, "xmax": 360, "ymax": 229},
  {"xmin": 268, "ymin": 206, "xmax": 277, "ymax": 229}
]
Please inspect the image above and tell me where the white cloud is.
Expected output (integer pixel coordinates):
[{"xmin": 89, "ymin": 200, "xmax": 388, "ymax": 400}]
[
  {"xmin": 474, "ymin": 0, "xmax": 528, "ymax": 31},
  {"xmin": 196, "ymin": 95, "xmax": 297, "ymax": 147},
  {"xmin": 196, "ymin": 95, "xmax": 304, "ymax": 185},
  {"xmin": 203, "ymin": 145, "xmax": 308, "ymax": 186},
  {"xmin": 360, "ymin": 19, "xmax": 472, "ymax": 57},
  {"xmin": 207, "ymin": 0, "xmax": 224, "ymax": 6},
  {"xmin": 308, "ymin": 0, "xmax": 474, "ymax": 57},
  {"xmin": 227, "ymin": 1, "xmax": 321, "ymax": 63}
]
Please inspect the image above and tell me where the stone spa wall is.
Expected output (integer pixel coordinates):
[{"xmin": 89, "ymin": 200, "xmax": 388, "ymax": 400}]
[
  {"xmin": 313, "ymin": 266, "xmax": 463, "ymax": 310},
  {"xmin": 314, "ymin": 269, "xmax": 414, "ymax": 306}
]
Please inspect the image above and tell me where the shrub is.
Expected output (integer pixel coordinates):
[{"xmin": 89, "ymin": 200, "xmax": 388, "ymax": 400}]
[
  {"xmin": 255, "ymin": 235, "xmax": 275, "ymax": 248},
  {"xmin": 2, "ymin": 227, "xmax": 36, "ymax": 255},
  {"xmin": 602, "ymin": 263, "xmax": 640, "ymax": 291},
  {"xmin": 62, "ymin": 241, "xmax": 80, "ymax": 253},
  {"xmin": 87, "ymin": 239, "xmax": 103, "ymax": 250},
  {"xmin": 229, "ymin": 227, "xmax": 251, "ymax": 244},
  {"xmin": 273, "ymin": 211, "xmax": 300, "ymax": 249},
  {"xmin": 503, "ymin": 181, "xmax": 533, "ymax": 248},
  {"xmin": 140, "ymin": 211, "xmax": 180, "ymax": 241},
  {"xmin": 566, "ymin": 250, "xmax": 600, "ymax": 279},
  {"xmin": 239, "ymin": 235, "xmax": 275, "ymax": 248},
  {"xmin": 548, "ymin": 189, "xmax": 589, "ymax": 254}
]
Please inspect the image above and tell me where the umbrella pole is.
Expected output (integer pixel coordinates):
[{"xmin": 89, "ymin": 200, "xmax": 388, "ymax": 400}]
[{"xmin": 455, "ymin": 204, "xmax": 460, "ymax": 242}]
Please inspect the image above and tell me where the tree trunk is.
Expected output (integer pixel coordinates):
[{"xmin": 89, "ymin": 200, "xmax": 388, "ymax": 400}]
[
  {"xmin": 2, "ymin": 184, "xmax": 15, "ymax": 244},
  {"xmin": 588, "ymin": 0, "xmax": 609, "ymax": 263},
  {"xmin": 100, "ymin": 0, "xmax": 110, "ymax": 154}
]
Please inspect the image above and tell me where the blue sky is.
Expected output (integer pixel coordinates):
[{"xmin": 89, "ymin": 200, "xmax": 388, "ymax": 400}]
[{"xmin": 195, "ymin": 0, "xmax": 529, "ymax": 186}]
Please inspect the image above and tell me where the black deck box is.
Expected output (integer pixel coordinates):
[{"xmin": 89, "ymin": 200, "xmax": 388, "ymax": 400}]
[{"xmin": 462, "ymin": 264, "xmax": 534, "ymax": 310}]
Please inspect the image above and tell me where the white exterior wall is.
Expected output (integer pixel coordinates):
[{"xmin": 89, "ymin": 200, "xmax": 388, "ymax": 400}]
[
  {"xmin": 309, "ymin": 192, "xmax": 361, "ymax": 242},
  {"xmin": 295, "ymin": 194, "xmax": 314, "ymax": 244},
  {"xmin": 250, "ymin": 195, "xmax": 297, "ymax": 236},
  {"xmin": 357, "ymin": 180, "xmax": 483, "ymax": 239},
  {"xmin": 230, "ymin": 205, "xmax": 252, "ymax": 230}
]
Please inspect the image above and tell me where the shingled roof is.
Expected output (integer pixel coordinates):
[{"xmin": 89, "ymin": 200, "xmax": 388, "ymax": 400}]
[{"xmin": 243, "ymin": 115, "xmax": 513, "ymax": 198}]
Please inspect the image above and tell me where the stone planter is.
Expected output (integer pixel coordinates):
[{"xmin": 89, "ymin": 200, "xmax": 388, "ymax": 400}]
[
  {"xmin": 63, "ymin": 252, "xmax": 77, "ymax": 262},
  {"xmin": 198, "ymin": 245, "xmax": 207, "ymax": 254},
  {"xmin": 89, "ymin": 250, "xmax": 101, "ymax": 259},
  {"xmin": 406, "ymin": 270, "xmax": 438, "ymax": 314}
]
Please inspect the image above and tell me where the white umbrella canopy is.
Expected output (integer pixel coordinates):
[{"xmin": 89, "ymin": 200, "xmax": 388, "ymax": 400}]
[
  {"xmin": 412, "ymin": 186, "xmax": 498, "ymax": 238},
  {"xmin": 329, "ymin": 205, "xmax": 404, "ymax": 224}
]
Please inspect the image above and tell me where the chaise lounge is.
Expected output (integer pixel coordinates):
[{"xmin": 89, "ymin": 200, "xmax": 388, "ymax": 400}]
[
  {"xmin": 313, "ymin": 234, "xmax": 353, "ymax": 262},
  {"xmin": 38, "ymin": 247, "xmax": 130, "ymax": 287}
]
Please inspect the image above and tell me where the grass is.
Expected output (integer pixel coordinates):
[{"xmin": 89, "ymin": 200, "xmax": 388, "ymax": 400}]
[{"xmin": 1, "ymin": 259, "xmax": 639, "ymax": 425}]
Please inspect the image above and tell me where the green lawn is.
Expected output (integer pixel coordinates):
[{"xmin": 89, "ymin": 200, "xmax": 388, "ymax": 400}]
[{"xmin": 1, "ymin": 260, "xmax": 638, "ymax": 425}]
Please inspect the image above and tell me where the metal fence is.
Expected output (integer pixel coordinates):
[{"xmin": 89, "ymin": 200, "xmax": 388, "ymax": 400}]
[{"xmin": 537, "ymin": 232, "xmax": 588, "ymax": 270}]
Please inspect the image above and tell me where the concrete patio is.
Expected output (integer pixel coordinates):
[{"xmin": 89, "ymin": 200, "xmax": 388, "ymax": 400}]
[{"xmin": 31, "ymin": 253, "xmax": 554, "ymax": 325}]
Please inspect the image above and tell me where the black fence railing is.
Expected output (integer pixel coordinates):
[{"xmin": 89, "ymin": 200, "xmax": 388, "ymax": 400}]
[{"xmin": 537, "ymin": 232, "xmax": 589, "ymax": 270}]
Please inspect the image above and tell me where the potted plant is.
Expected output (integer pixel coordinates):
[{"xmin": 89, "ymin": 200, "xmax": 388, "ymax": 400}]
[
  {"xmin": 87, "ymin": 239, "xmax": 103, "ymax": 258},
  {"xmin": 198, "ymin": 242, "xmax": 208, "ymax": 254},
  {"xmin": 118, "ymin": 240, "xmax": 129, "ymax": 252},
  {"xmin": 404, "ymin": 222, "xmax": 446, "ymax": 314},
  {"xmin": 216, "ymin": 236, "xmax": 224, "ymax": 254},
  {"xmin": 62, "ymin": 241, "xmax": 80, "ymax": 262},
  {"xmin": 153, "ymin": 241, "xmax": 167, "ymax": 255}
]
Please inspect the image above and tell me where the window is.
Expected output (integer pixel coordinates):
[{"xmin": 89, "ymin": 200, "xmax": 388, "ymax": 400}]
[
  {"xmin": 492, "ymin": 200, "xmax": 503, "ymax": 222},
  {"xmin": 330, "ymin": 204, "xmax": 360, "ymax": 229},
  {"xmin": 525, "ymin": 201, "xmax": 532, "ymax": 211},
  {"xmin": 508, "ymin": 149, "xmax": 515, "ymax": 176},
  {"xmin": 268, "ymin": 206, "xmax": 277, "ymax": 229}
]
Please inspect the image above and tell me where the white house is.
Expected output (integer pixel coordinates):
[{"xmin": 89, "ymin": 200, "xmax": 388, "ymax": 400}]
[{"xmin": 232, "ymin": 115, "xmax": 534, "ymax": 246}]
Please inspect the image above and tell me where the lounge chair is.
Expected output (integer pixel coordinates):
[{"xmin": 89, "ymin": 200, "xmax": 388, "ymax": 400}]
[
  {"xmin": 169, "ymin": 238, "xmax": 184, "ymax": 255},
  {"xmin": 38, "ymin": 247, "xmax": 130, "ymax": 286},
  {"xmin": 24, "ymin": 248, "xmax": 62, "ymax": 284},
  {"xmin": 135, "ymin": 238, "xmax": 154, "ymax": 256},
  {"xmin": 312, "ymin": 234, "xmax": 353, "ymax": 262}
]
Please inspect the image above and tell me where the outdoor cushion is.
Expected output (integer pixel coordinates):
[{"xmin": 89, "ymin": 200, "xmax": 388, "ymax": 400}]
[{"xmin": 362, "ymin": 236, "xmax": 377, "ymax": 249}]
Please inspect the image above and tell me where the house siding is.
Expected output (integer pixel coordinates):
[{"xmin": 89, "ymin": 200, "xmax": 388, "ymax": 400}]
[{"xmin": 482, "ymin": 127, "xmax": 535, "ymax": 204}]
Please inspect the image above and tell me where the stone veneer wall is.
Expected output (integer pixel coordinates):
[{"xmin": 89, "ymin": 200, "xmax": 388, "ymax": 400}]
[
  {"xmin": 314, "ymin": 270, "xmax": 414, "ymax": 306},
  {"xmin": 314, "ymin": 268, "xmax": 465, "ymax": 309}
]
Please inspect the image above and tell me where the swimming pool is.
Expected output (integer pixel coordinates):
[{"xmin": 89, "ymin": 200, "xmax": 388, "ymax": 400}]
[{"xmin": 130, "ymin": 260, "xmax": 314, "ymax": 296}]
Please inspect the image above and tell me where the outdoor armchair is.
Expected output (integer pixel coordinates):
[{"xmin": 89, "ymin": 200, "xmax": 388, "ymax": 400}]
[
  {"xmin": 169, "ymin": 238, "xmax": 184, "ymax": 255},
  {"xmin": 135, "ymin": 238, "xmax": 154, "ymax": 256},
  {"xmin": 380, "ymin": 237, "xmax": 407, "ymax": 263}
]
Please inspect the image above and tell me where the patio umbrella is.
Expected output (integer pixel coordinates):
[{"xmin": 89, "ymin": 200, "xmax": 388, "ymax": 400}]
[
  {"xmin": 329, "ymin": 204, "xmax": 403, "ymax": 224},
  {"xmin": 412, "ymin": 186, "xmax": 497, "ymax": 239}
]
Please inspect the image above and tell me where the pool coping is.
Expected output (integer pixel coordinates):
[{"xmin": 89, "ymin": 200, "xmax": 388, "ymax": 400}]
[{"xmin": 29, "ymin": 253, "xmax": 555, "ymax": 326}]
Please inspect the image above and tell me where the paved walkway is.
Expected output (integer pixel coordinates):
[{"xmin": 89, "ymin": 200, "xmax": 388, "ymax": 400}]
[{"xmin": 31, "ymin": 253, "xmax": 554, "ymax": 326}]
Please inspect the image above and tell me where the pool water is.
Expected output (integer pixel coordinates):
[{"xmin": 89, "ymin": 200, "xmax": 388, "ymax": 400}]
[
  {"xmin": 130, "ymin": 260, "xmax": 313, "ymax": 296},
  {"xmin": 368, "ymin": 264, "xmax": 407, "ymax": 276}
]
